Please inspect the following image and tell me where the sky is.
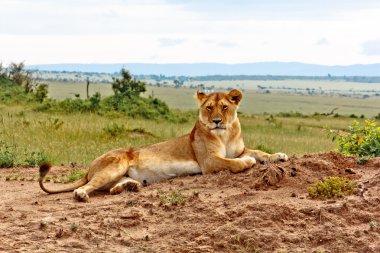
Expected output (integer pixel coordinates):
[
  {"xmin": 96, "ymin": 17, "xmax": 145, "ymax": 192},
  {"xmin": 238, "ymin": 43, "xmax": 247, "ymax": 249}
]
[{"xmin": 1, "ymin": 0, "xmax": 380, "ymax": 65}]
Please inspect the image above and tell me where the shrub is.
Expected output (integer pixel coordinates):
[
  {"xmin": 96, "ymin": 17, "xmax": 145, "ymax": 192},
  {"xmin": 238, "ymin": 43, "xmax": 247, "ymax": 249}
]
[
  {"xmin": 101, "ymin": 95, "xmax": 174, "ymax": 120},
  {"xmin": 0, "ymin": 77, "xmax": 34, "ymax": 104},
  {"xmin": 331, "ymin": 120, "xmax": 380, "ymax": 158},
  {"xmin": 34, "ymin": 83, "xmax": 49, "ymax": 103},
  {"xmin": 0, "ymin": 141, "xmax": 51, "ymax": 168},
  {"xmin": 0, "ymin": 142, "xmax": 17, "ymax": 168},
  {"xmin": 307, "ymin": 176, "xmax": 357, "ymax": 199},
  {"xmin": 276, "ymin": 111, "xmax": 307, "ymax": 118},
  {"xmin": 102, "ymin": 123, "xmax": 125, "ymax": 137},
  {"xmin": 23, "ymin": 151, "xmax": 51, "ymax": 167}
]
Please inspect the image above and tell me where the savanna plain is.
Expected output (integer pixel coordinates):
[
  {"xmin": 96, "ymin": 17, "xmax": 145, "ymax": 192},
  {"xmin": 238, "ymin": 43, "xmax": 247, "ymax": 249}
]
[{"xmin": 1, "ymin": 79, "xmax": 380, "ymax": 252}]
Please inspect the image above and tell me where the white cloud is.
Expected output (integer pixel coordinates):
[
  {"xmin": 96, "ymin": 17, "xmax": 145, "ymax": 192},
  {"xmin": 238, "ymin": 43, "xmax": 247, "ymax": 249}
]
[
  {"xmin": 1, "ymin": 1, "xmax": 380, "ymax": 65},
  {"xmin": 316, "ymin": 38, "xmax": 328, "ymax": 46},
  {"xmin": 158, "ymin": 38, "xmax": 186, "ymax": 47},
  {"xmin": 217, "ymin": 41, "xmax": 238, "ymax": 48},
  {"xmin": 362, "ymin": 39, "xmax": 380, "ymax": 56}
]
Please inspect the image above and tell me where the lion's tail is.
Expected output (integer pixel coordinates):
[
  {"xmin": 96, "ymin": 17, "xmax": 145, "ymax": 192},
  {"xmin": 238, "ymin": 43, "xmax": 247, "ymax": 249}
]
[{"xmin": 39, "ymin": 163, "xmax": 88, "ymax": 194}]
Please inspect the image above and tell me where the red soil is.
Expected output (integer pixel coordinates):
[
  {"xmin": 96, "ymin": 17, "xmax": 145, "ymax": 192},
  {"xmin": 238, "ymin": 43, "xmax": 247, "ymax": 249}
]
[{"xmin": 1, "ymin": 152, "xmax": 379, "ymax": 252}]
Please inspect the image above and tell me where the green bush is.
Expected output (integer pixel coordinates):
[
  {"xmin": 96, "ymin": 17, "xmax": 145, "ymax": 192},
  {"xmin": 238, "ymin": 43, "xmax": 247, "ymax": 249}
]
[
  {"xmin": 102, "ymin": 123, "xmax": 125, "ymax": 137},
  {"xmin": 34, "ymin": 83, "xmax": 49, "ymax": 103},
  {"xmin": 0, "ymin": 141, "xmax": 50, "ymax": 168},
  {"xmin": 23, "ymin": 151, "xmax": 51, "ymax": 167},
  {"xmin": 331, "ymin": 120, "xmax": 380, "ymax": 158},
  {"xmin": 0, "ymin": 141, "xmax": 17, "ymax": 168},
  {"xmin": 308, "ymin": 176, "xmax": 357, "ymax": 199},
  {"xmin": 0, "ymin": 77, "xmax": 34, "ymax": 104},
  {"xmin": 101, "ymin": 95, "xmax": 180, "ymax": 120}
]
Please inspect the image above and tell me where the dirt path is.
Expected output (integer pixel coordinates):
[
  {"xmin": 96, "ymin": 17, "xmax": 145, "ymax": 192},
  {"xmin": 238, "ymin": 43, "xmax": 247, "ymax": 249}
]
[{"xmin": 1, "ymin": 152, "xmax": 380, "ymax": 253}]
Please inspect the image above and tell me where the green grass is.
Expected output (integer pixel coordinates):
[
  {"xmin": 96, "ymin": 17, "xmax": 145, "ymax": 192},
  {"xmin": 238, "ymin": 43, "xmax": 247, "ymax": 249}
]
[
  {"xmin": 2, "ymin": 81, "xmax": 379, "ymax": 166},
  {"xmin": 0, "ymin": 104, "xmax": 369, "ymax": 166},
  {"xmin": 0, "ymin": 107, "xmax": 194, "ymax": 165},
  {"xmin": 47, "ymin": 82, "xmax": 380, "ymax": 118}
]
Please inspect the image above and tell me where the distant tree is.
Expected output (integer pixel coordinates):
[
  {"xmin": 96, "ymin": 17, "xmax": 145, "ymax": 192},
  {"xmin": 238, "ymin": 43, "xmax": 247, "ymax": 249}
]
[
  {"xmin": 8, "ymin": 62, "xmax": 26, "ymax": 86},
  {"xmin": 7, "ymin": 62, "xmax": 38, "ymax": 93},
  {"xmin": 173, "ymin": 79, "xmax": 180, "ymax": 88},
  {"xmin": 34, "ymin": 83, "xmax": 49, "ymax": 103},
  {"xmin": 111, "ymin": 69, "xmax": 146, "ymax": 97},
  {"xmin": 86, "ymin": 77, "xmax": 90, "ymax": 99},
  {"xmin": 0, "ymin": 62, "xmax": 7, "ymax": 78}
]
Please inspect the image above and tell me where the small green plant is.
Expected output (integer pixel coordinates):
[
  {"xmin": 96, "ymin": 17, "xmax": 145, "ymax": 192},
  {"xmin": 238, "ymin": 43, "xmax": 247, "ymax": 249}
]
[
  {"xmin": 40, "ymin": 219, "xmax": 49, "ymax": 228},
  {"xmin": 307, "ymin": 176, "xmax": 357, "ymax": 199},
  {"xmin": 230, "ymin": 234, "xmax": 258, "ymax": 253},
  {"xmin": 157, "ymin": 189, "xmax": 187, "ymax": 206},
  {"xmin": 65, "ymin": 169, "xmax": 86, "ymax": 183},
  {"xmin": 369, "ymin": 219, "xmax": 377, "ymax": 230},
  {"xmin": 71, "ymin": 223, "xmax": 79, "ymax": 232},
  {"xmin": 329, "ymin": 120, "xmax": 380, "ymax": 158}
]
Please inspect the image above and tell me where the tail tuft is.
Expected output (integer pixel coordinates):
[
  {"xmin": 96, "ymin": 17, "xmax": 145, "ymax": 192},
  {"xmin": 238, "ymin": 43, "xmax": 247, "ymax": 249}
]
[{"xmin": 39, "ymin": 162, "xmax": 52, "ymax": 178}]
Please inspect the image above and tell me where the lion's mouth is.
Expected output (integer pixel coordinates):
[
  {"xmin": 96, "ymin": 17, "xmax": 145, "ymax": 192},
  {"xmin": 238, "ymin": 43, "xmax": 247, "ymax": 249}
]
[{"xmin": 211, "ymin": 126, "xmax": 226, "ymax": 130}]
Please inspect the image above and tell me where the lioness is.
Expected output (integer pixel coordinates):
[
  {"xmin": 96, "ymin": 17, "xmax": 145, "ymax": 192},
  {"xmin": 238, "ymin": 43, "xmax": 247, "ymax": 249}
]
[{"xmin": 39, "ymin": 89, "xmax": 288, "ymax": 202}]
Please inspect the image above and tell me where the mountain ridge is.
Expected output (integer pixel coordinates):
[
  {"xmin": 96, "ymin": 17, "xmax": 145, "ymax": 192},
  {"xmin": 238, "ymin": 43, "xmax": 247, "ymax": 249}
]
[{"xmin": 27, "ymin": 62, "xmax": 380, "ymax": 76}]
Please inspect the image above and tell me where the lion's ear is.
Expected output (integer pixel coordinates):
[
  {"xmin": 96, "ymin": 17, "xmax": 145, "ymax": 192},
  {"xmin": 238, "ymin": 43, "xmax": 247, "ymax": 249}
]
[
  {"xmin": 195, "ymin": 90, "xmax": 207, "ymax": 104},
  {"xmin": 227, "ymin": 89, "xmax": 243, "ymax": 105}
]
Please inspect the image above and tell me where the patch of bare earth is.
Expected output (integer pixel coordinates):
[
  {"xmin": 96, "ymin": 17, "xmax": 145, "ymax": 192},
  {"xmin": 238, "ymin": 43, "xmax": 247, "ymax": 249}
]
[{"xmin": 0, "ymin": 152, "xmax": 379, "ymax": 252}]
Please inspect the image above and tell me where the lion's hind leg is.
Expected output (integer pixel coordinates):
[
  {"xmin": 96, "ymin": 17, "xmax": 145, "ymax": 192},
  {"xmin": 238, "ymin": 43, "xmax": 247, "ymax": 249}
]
[
  {"xmin": 73, "ymin": 160, "xmax": 129, "ymax": 202},
  {"xmin": 110, "ymin": 177, "xmax": 142, "ymax": 195}
]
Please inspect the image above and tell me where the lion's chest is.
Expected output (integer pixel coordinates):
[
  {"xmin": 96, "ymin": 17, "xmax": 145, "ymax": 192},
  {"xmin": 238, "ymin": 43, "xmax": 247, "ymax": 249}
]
[
  {"xmin": 218, "ymin": 139, "xmax": 244, "ymax": 158},
  {"xmin": 211, "ymin": 130, "xmax": 244, "ymax": 158}
]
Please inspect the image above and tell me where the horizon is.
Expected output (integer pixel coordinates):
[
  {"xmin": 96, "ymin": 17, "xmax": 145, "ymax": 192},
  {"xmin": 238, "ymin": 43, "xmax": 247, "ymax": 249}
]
[
  {"xmin": 27, "ymin": 61, "xmax": 380, "ymax": 67},
  {"xmin": 1, "ymin": 1, "xmax": 380, "ymax": 66}
]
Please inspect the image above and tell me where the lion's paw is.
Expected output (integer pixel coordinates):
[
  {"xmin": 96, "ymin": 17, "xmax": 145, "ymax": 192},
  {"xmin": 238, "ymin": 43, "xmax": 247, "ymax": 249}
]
[
  {"xmin": 241, "ymin": 156, "xmax": 257, "ymax": 168},
  {"xmin": 270, "ymin": 152, "xmax": 288, "ymax": 162},
  {"xmin": 125, "ymin": 181, "xmax": 141, "ymax": 192},
  {"xmin": 110, "ymin": 180, "xmax": 141, "ymax": 195},
  {"xmin": 74, "ymin": 188, "xmax": 90, "ymax": 202},
  {"xmin": 110, "ymin": 184, "xmax": 124, "ymax": 195}
]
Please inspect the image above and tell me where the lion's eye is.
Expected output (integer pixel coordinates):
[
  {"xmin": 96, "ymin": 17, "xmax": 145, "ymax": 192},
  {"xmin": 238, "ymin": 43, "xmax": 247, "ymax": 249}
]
[
  {"xmin": 222, "ymin": 105, "xmax": 228, "ymax": 110},
  {"xmin": 206, "ymin": 106, "xmax": 212, "ymax": 111}
]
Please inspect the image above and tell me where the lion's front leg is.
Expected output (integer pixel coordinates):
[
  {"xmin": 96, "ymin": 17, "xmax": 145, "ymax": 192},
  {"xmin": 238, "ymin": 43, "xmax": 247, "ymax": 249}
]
[
  {"xmin": 200, "ymin": 155, "xmax": 256, "ymax": 174},
  {"xmin": 240, "ymin": 148, "xmax": 288, "ymax": 163}
]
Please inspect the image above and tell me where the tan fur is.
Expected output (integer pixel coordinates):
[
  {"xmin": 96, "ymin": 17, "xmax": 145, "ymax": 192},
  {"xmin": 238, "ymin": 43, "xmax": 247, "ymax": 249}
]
[{"xmin": 39, "ymin": 89, "xmax": 288, "ymax": 202}]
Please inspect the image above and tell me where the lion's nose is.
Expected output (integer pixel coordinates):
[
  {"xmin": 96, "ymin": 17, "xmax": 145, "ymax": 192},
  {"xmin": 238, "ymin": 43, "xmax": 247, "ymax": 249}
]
[{"xmin": 213, "ymin": 119, "xmax": 222, "ymax": 124}]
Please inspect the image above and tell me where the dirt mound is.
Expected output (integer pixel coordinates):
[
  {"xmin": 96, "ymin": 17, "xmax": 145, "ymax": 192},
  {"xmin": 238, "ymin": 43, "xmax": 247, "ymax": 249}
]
[{"xmin": 0, "ymin": 152, "xmax": 379, "ymax": 252}]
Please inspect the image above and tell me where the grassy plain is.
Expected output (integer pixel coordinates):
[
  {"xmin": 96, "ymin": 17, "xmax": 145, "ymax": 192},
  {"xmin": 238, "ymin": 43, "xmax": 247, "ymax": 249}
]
[
  {"xmin": 0, "ymin": 105, "xmax": 368, "ymax": 166},
  {"xmin": 47, "ymin": 81, "xmax": 380, "ymax": 117},
  {"xmin": 1, "ymin": 80, "xmax": 379, "ymax": 166}
]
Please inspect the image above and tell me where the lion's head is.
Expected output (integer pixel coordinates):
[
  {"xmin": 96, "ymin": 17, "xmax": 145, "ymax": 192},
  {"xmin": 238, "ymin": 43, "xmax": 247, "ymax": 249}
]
[{"xmin": 196, "ymin": 89, "xmax": 242, "ymax": 133}]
